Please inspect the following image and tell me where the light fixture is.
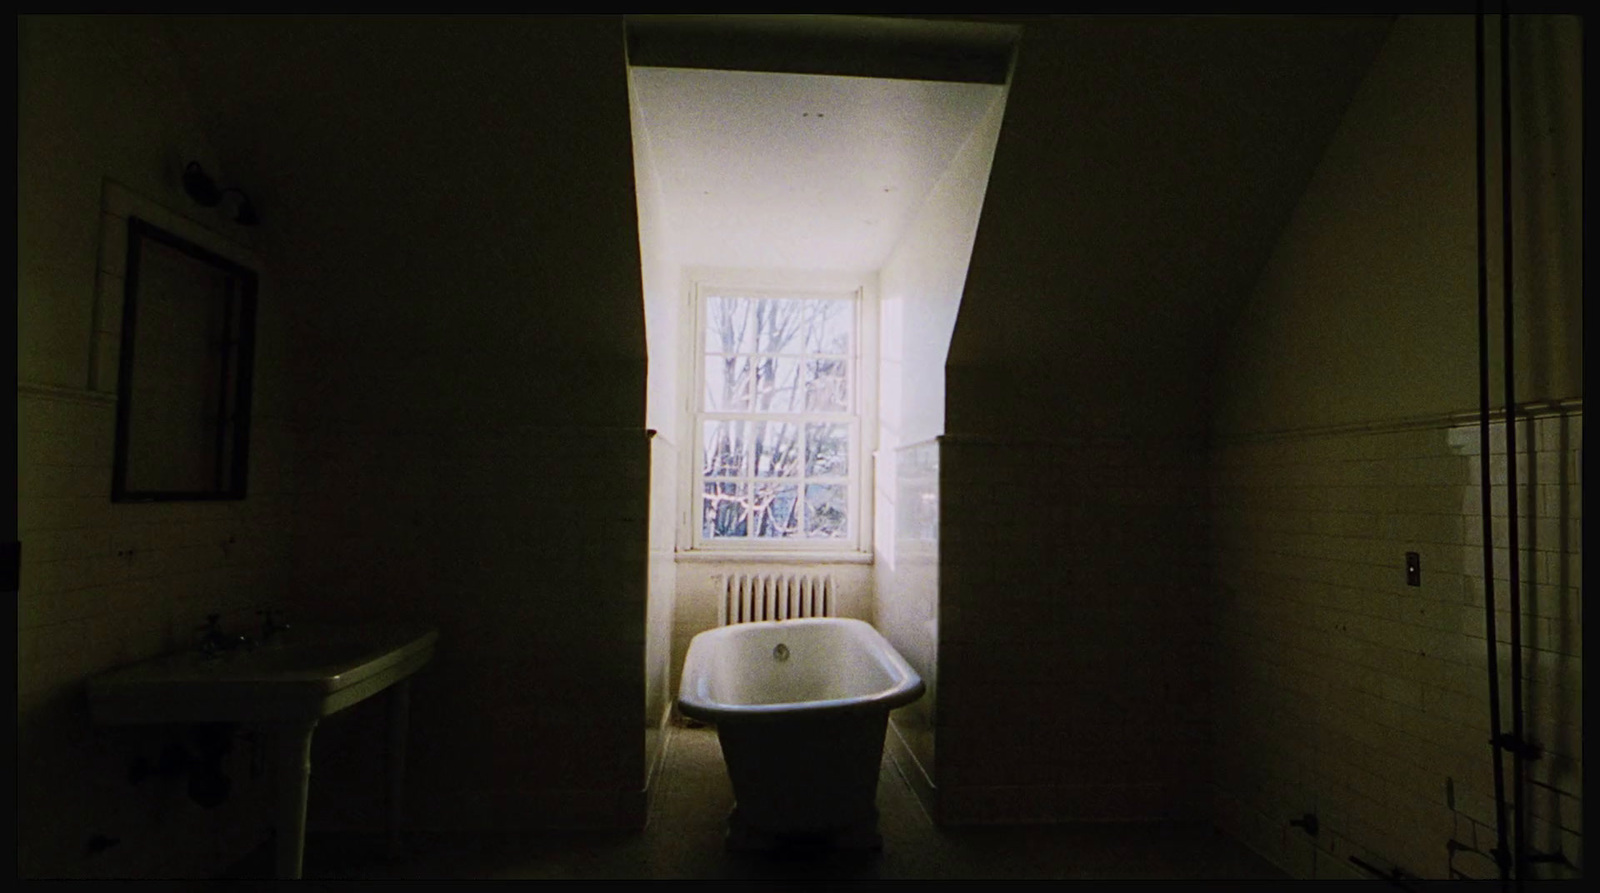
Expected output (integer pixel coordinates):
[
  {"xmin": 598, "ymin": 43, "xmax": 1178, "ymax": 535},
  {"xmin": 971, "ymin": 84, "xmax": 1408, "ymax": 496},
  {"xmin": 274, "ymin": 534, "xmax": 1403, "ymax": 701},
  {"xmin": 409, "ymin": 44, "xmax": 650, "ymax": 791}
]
[{"xmin": 182, "ymin": 161, "xmax": 259, "ymax": 226}]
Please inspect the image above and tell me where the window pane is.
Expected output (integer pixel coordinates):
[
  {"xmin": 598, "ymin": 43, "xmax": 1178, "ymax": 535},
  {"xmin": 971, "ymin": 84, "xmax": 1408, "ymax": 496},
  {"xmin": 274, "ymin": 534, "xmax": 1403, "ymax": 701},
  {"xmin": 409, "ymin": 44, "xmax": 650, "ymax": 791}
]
[
  {"xmin": 704, "ymin": 355, "xmax": 752, "ymax": 411},
  {"xmin": 704, "ymin": 296, "xmax": 756, "ymax": 353},
  {"xmin": 804, "ymin": 484, "xmax": 848, "ymax": 538},
  {"xmin": 751, "ymin": 421, "xmax": 800, "ymax": 478},
  {"xmin": 754, "ymin": 298, "xmax": 807, "ymax": 354},
  {"xmin": 805, "ymin": 423, "xmax": 849, "ymax": 477},
  {"xmin": 703, "ymin": 482, "xmax": 749, "ymax": 538},
  {"xmin": 804, "ymin": 299, "xmax": 852, "ymax": 355},
  {"xmin": 702, "ymin": 420, "xmax": 747, "ymax": 478},
  {"xmin": 755, "ymin": 357, "xmax": 803, "ymax": 413},
  {"xmin": 752, "ymin": 483, "xmax": 800, "ymax": 538},
  {"xmin": 804, "ymin": 359, "xmax": 849, "ymax": 412}
]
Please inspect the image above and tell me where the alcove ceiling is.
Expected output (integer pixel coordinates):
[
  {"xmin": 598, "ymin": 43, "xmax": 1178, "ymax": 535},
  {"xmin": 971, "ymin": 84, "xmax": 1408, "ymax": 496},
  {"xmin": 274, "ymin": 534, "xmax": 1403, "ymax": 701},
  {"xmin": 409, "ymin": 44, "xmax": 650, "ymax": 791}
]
[{"xmin": 629, "ymin": 67, "xmax": 1004, "ymax": 272}]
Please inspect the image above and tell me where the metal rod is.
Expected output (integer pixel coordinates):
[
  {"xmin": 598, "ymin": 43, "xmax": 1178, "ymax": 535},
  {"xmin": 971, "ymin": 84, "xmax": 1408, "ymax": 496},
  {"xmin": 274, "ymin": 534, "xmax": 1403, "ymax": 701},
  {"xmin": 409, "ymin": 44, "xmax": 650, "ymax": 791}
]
[
  {"xmin": 1499, "ymin": 7, "xmax": 1527, "ymax": 887},
  {"xmin": 1475, "ymin": 8, "xmax": 1512, "ymax": 889}
]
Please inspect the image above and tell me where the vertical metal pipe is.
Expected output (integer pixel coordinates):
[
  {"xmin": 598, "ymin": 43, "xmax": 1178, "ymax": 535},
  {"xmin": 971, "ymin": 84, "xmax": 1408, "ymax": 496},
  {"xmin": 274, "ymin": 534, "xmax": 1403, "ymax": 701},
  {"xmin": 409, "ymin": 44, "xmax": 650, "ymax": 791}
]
[
  {"xmin": 1476, "ymin": 8, "xmax": 1512, "ymax": 888},
  {"xmin": 1499, "ymin": 8, "xmax": 1527, "ymax": 886},
  {"xmin": 274, "ymin": 720, "xmax": 319, "ymax": 879}
]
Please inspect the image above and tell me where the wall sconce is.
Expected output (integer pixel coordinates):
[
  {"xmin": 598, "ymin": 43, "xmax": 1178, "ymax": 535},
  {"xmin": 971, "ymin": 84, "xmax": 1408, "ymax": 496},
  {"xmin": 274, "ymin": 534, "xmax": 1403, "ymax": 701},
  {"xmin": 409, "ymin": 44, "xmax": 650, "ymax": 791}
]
[{"xmin": 182, "ymin": 161, "xmax": 259, "ymax": 226}]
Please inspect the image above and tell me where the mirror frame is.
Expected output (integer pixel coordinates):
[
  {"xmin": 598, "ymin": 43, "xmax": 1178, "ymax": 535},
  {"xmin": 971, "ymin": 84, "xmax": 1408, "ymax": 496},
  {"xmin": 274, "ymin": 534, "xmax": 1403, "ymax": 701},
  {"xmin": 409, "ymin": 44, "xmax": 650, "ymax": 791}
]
[{"xmin": 111, "ymin": 216, "xmax": 259, "ymax": 502}]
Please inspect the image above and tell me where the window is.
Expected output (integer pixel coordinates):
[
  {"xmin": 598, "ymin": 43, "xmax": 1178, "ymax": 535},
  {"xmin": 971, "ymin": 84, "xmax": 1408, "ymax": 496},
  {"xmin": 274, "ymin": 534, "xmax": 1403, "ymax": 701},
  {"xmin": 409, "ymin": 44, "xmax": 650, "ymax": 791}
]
[{"xmin": 690, "ymin": 278, "xmax": 872, "ymax": 552}]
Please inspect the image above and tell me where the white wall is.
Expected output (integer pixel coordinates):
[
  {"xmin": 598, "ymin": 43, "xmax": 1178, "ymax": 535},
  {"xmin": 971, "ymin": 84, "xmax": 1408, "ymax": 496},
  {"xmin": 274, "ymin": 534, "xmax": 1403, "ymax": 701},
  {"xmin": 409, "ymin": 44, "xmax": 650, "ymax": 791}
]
[
  {"xmin": 872, "ymin": 86, "xmax": 1007, "ymax": 811},
  {"xmin": 632, "ymin": 71, "xmax": 684, "ymax": 445},
  {"xmin": 629, "ymin": 65, "xmax": 682, "ymax": 794},
  {"xmin": 877, "ymin": 89, "xmax": 1007, "ymax": 450}
]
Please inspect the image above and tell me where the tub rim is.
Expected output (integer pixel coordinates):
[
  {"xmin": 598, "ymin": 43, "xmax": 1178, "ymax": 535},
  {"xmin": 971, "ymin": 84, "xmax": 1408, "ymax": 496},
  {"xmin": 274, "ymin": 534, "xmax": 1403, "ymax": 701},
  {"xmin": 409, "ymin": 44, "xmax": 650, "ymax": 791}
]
[{"xmin": 676, "ymin": 617, "xmax": 925, "ymax": 725}]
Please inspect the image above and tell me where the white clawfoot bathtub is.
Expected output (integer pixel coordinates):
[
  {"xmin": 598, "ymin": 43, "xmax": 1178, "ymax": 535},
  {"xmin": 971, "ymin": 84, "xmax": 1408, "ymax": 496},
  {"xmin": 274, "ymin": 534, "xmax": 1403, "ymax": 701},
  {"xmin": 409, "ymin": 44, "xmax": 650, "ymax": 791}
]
[{"xmin": 677, "ymin": 617, "xmax": 925, "ymax": 850}]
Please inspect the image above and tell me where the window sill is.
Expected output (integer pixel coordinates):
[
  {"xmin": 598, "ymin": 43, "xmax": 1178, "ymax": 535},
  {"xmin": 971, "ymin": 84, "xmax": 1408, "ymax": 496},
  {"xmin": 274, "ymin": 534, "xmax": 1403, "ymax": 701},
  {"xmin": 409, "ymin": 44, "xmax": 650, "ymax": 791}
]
[{"xmin": 675, "ymin": 550, "xmax": 873, "ymax": 565}]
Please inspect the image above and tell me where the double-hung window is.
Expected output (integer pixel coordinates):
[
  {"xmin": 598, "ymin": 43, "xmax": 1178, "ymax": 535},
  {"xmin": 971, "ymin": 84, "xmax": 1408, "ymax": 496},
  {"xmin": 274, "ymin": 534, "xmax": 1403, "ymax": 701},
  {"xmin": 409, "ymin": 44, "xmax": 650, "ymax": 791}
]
[{"xmin": 691, "ymin": 280, "xmax": 870, "ymax": 553}]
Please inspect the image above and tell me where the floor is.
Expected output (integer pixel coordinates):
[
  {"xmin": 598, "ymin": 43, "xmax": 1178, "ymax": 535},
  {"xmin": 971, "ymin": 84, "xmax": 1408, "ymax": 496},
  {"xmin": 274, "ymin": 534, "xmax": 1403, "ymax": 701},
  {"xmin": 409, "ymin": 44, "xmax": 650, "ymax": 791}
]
[{"xmin": 222, "ymin": 725, "xmax": 1287, "ymax": 881}]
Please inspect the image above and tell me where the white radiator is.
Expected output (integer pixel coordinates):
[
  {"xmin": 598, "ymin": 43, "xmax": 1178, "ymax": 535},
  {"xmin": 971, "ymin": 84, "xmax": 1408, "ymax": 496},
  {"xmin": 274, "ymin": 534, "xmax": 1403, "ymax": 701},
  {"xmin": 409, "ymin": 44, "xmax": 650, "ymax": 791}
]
[{"xmin": 720, "ymin": 573, "xmax": 836, "ymax": 626}]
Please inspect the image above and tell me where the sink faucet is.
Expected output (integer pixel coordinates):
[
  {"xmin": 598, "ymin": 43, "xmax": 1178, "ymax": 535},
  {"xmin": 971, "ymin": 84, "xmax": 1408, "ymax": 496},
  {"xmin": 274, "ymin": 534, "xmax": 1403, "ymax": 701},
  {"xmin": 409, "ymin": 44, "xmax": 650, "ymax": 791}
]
[
  {"xmin": 258, "ymin": 608, "xmax": 291, "ymax": 642},
  {"xmin": 197, "ymin": 614, "xmax": 252, "ymax": 658}
]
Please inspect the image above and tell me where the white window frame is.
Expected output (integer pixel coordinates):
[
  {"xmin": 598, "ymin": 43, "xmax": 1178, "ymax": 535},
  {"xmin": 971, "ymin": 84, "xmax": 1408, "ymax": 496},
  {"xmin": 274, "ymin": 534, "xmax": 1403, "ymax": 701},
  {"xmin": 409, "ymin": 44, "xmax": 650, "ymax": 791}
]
[{"xmin": 680, "ymin": 268, "xmax": 877, "ymax": 557}]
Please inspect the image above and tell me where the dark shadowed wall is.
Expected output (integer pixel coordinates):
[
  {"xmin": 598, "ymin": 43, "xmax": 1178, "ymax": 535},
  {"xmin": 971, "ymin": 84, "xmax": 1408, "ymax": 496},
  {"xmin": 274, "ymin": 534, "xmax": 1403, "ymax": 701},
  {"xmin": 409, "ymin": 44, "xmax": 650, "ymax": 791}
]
[
  {"xmin": 165, "ymin": 15, "xmax": 653, "ymax": 834},
  {"xmin": 938, "ymin": 16, "xmax": 1394, "ymax": 824}
]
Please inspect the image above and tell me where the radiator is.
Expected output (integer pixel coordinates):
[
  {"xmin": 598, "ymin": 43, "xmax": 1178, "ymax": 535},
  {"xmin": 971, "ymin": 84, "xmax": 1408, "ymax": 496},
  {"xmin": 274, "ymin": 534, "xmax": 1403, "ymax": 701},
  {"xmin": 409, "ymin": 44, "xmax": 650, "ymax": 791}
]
[{"xmin": 720, "ymin": 573, "xmax": 836, "ymax": 626}]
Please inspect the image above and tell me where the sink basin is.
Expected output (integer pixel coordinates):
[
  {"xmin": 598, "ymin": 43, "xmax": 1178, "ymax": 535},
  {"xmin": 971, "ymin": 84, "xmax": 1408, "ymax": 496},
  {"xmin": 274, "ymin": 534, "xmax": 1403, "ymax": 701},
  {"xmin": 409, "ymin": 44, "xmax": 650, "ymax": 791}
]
[
  {"xmin": 86, "ymin": 619, "xmax": 438, "ymax": 879},
  {"xmin": 87, "ymin": 621, "xmax": 438, "ymax": 725}
]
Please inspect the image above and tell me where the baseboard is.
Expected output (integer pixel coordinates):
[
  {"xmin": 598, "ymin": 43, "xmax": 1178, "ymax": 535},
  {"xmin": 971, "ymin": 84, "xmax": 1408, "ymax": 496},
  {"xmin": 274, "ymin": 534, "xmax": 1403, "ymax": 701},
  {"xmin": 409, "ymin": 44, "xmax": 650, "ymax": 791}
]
[
  {"xmin": 884, "ymin": 717, "xmax": 937, "ymax": 824},
  {"xmin": 642, "ymin": 709, "xmax": 676, "ymax": 827}
]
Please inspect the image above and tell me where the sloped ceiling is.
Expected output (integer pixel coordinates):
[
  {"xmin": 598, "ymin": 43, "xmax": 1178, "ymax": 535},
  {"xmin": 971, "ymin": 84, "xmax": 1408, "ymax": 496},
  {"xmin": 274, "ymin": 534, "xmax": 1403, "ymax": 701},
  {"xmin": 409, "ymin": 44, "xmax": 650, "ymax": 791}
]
[
  {"xmin": 161, "ymin": 15, "xmax": 1394, "ymax": 435},
  {"xmin": 630, "ymin": 67, "xmax": 1003, "ymax": 271},
  {"xmin": 947, "ymin": 15, "xmax": 1395, "ymax": 436}
]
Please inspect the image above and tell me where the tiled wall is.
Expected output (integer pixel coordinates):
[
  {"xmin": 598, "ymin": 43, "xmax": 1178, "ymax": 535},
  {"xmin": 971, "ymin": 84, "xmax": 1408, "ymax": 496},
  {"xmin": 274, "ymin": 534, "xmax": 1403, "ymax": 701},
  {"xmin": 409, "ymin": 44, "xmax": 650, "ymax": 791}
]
[
  {"xmin": 875, "ymin": 440, "xmax": 940, "ymax": 817},
  {"xmin": 645, "ymin": 434, "xmax": 679, "ymax": 792},
  {"xmin": 1209, "ymin": 408, "xmax": 1582, "ymax": 880},
  {"xmin": 935, "ymin": 435, "xmax": 1212, "ymax": 824},
  {"xmin": 18, "ymin": 386, "xmax": 294, "ymax": 877},
  {"xmin": 286, "ymin": 423, "xmax": 652, "ymax": 833}
]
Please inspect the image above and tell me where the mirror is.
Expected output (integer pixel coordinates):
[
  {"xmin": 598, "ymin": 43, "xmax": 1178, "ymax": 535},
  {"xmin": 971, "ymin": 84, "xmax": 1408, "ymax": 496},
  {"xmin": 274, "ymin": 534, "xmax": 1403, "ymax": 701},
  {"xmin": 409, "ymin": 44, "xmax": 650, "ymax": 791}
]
[{"xmin": 112, "ymin": 216, "xmax": 257, "ymax": 501}]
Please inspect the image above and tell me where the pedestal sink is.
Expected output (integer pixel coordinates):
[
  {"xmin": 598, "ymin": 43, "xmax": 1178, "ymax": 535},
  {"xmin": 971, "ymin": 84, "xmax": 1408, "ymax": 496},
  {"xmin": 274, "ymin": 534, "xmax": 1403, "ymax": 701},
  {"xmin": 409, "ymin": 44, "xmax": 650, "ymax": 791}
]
[{"xmin": 87, "ymin": 621, "xmax": 438, "ymax": 879}]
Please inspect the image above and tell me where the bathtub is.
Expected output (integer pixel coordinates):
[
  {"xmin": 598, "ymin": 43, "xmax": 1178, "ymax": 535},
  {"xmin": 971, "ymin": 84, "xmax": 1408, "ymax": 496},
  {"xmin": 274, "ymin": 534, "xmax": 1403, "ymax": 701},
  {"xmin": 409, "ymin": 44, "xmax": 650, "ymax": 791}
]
[{"xmin": 677, "ymin": 617, "xmax": 924, "ymax": 850}]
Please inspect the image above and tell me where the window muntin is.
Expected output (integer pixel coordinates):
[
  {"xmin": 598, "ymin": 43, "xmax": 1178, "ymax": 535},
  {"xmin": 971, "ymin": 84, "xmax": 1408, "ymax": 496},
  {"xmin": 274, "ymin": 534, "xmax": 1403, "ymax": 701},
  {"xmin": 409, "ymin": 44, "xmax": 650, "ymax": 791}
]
[{"xmin": 694, "ymin": 288, "xmax": 860, "ymax": 548}]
